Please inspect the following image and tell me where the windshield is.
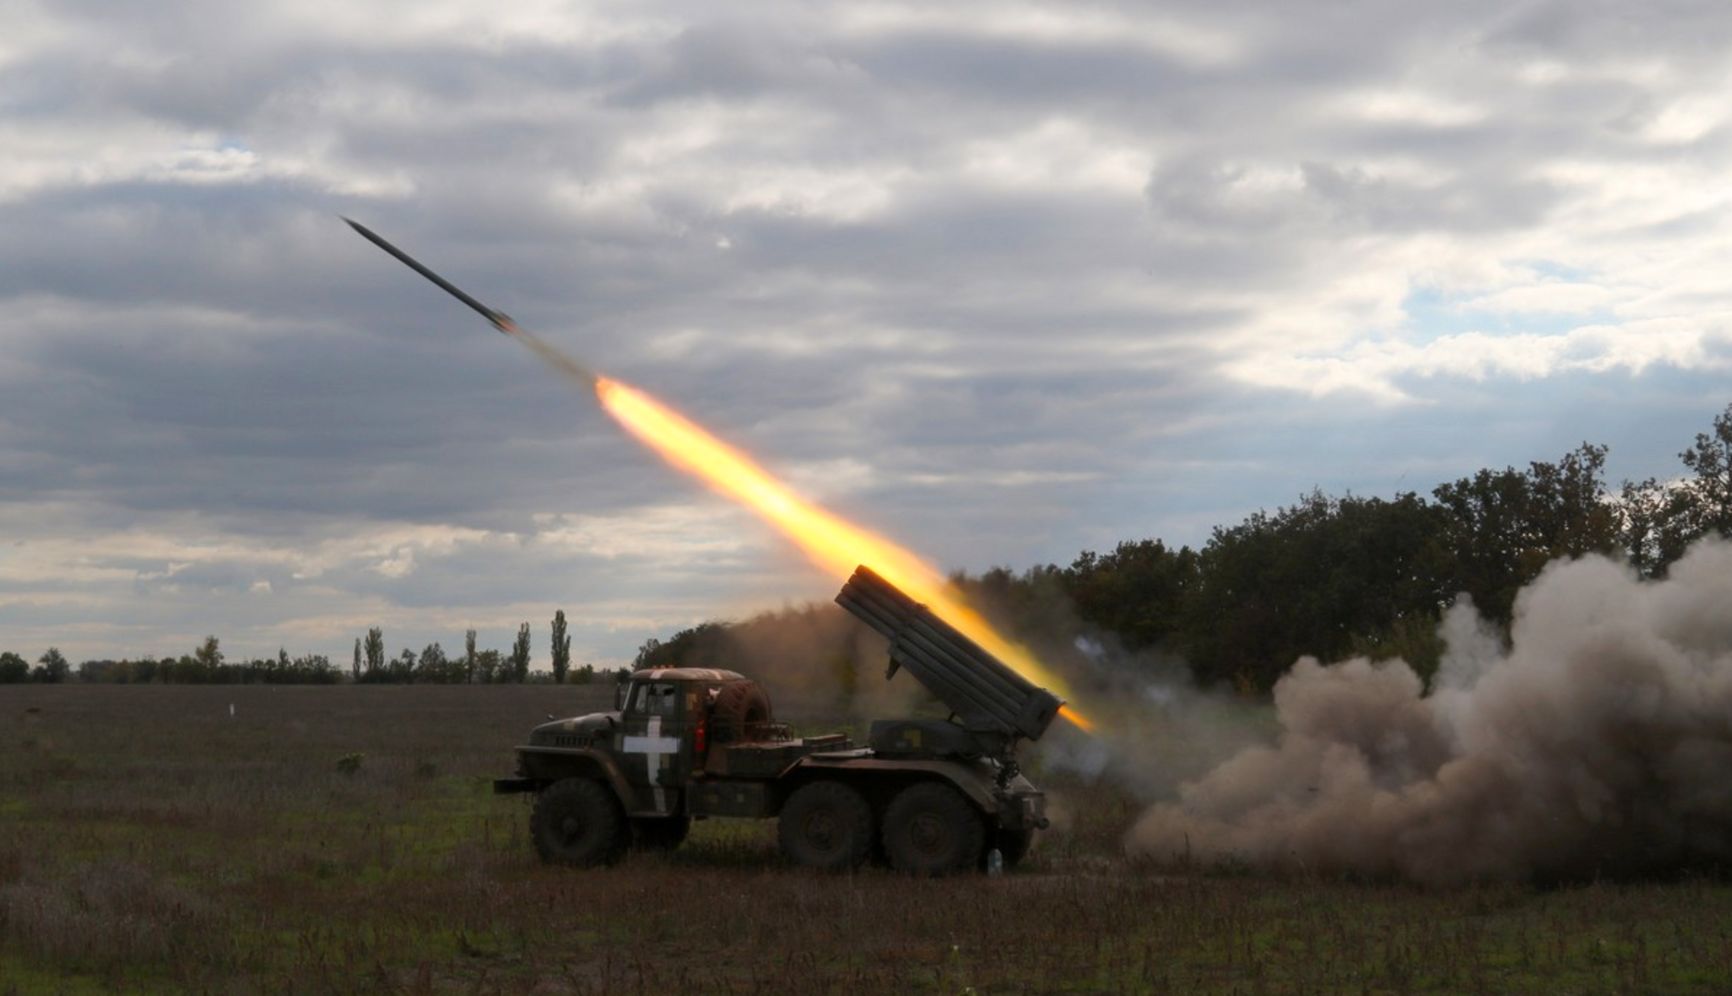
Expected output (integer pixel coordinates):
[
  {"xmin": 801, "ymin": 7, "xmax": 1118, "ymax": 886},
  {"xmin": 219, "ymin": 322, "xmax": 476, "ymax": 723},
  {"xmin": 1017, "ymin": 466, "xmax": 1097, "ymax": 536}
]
[{"xmin": 628, "ymin": 681, "xmax": 680, "ymax": 719}]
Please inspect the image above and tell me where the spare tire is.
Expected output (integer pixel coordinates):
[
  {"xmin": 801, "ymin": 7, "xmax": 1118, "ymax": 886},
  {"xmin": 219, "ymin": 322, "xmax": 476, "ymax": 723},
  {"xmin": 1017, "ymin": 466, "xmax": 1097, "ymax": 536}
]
[{"xmin": 710, "ymin": 680, "xmax": 773, "ymax": 743}]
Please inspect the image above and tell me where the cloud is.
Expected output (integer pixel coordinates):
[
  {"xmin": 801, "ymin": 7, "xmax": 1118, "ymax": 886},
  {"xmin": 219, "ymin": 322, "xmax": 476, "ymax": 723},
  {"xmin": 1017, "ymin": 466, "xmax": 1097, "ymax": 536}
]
[{"xmin": 3, "ymin": 0, "xmax": 1731, "ymax": 663}]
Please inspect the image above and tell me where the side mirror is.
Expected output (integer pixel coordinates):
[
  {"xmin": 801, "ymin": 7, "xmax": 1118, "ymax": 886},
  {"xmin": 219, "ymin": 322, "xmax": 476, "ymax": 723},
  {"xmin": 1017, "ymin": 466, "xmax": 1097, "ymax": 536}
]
[{"xmin": 614, "ymin": 682, "xmax": 629, "ymax": 712}]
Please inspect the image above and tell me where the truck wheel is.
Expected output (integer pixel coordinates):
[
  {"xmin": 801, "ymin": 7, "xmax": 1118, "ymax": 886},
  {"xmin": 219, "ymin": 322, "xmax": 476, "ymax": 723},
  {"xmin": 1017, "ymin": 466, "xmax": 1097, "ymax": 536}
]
[
  {"xmin": 531, "ymin": 778, "xmax": 625, "ymax": 866},
  {"xmin": 778, "ymin": 781, "xmax": 873, "ymax": 871},
  {"xmin": 631, "ymin": 815, "xmax": 691, "ymax": 851},
  {"xmin": 883, "ymin": 782, "xmax": 984, "ymax": 876}
]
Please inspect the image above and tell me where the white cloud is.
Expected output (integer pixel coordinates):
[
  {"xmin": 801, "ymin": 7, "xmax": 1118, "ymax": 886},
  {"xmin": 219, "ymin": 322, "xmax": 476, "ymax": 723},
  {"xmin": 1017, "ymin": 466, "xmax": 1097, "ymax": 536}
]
[
  {"xmin": 5, "ymin": 0, "xmax": 1732, "ymax": 662},
  {"xmin": 1230, "ymin": 316, "xmax": 1729, "ymax": 400},
  {"xmin": 957, "ymin": 118, "xmax": 1152, "ymax": 195},
  {"xmin": 531, "ymin": 503, "xmax": 756, "ymax": 560}
]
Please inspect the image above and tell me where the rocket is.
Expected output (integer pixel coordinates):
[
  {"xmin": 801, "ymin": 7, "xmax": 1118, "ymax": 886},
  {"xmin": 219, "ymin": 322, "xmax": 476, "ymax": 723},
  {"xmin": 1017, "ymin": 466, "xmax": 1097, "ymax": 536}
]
[{"xmin": 343, "ymin": 217, "xmax": 520, "ymax": 335}]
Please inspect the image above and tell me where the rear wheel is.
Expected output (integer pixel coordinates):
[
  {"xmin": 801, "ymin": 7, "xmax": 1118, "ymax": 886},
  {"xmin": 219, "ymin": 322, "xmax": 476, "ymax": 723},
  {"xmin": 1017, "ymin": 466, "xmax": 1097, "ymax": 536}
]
[
  {"xmin": 632, "ymin": 815, "xmax": 691, "ymax": 851},
  {"xmin": 531, "ymin": 778, "xmax": 625, "ymax": 866},
  {"xmin": 883, "ymin": 782, "xmax": 984, "ymax": 876},
  {"xmin": 777, "ymin": 781, "xmax": 873, "ymax": 871}
]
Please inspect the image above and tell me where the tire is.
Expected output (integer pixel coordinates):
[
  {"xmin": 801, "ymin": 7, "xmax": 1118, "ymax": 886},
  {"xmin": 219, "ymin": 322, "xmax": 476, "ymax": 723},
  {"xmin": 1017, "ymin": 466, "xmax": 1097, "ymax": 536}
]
[
  {"xmin": 883, "ymin": 782, "xmax": 984, "ymax": 876},
  {"xmin": 531, "ymin": 778, "xmax": 625, "ymax": 866},
  {"xmin": 711, "ymin": 681, "xmax": 773, "ymax": 743},
  {"xmin": 995, "ymin": 826, "xmax": 1035, "ymax": 869},
  {"xmin": 631, "ymin": 815, "xmax": 691, "ymax": 851},
  {"xmin": 777, "ymin": 781, "xmax": 873, "ymax": 871}
]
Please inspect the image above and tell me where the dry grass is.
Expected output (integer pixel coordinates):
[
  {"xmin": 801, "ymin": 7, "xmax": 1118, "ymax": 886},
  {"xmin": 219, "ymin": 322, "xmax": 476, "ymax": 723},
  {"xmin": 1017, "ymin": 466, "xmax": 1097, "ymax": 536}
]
[{"xmin": 3, "ymin": 684, "xmax": 1731, "ymax": 994}]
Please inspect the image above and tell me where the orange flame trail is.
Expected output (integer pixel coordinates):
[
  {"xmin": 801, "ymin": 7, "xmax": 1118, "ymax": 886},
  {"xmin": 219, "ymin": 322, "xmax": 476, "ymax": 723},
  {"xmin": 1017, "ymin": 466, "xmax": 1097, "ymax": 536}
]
[{"xmin": 594, "ymin": 376, "xmax": 1092, "ymax": 732}]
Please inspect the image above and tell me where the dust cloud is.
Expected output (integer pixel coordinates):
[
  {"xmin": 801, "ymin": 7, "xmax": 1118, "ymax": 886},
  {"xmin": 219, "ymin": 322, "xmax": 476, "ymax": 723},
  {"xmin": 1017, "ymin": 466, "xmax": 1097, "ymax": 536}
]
[
  {"xmin": 1127, "ymin": 540, "xmax": 1732, "ymax": 884},
  {"xmin": 1030, "ymin": 636, "xmax": 1276, "ymax": 801},
  {"xmin": 725, "ymin": 606, "xmax": 926, "ymax": 721}
]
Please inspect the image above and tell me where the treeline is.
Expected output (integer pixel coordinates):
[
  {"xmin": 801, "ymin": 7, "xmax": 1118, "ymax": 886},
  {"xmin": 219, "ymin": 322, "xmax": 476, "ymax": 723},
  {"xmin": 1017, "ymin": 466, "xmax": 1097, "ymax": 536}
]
[
  {"xmin": 2, "ymin": 610, "xmax": 626, "ymax": 686},
  {"xmin": 960, "ymin": 403, "xmax": 1732, "ymax": 693},
  {"xmin": 346, "ymin": 614, "xmax": 611, "ymax": 685},
  {"xmin": 14, "ymin": 639, "xmax": 341, "ymax": 685},
  {"xmin": 642, "ymin": 403, "xmax": 1732, "ymax": 696}
]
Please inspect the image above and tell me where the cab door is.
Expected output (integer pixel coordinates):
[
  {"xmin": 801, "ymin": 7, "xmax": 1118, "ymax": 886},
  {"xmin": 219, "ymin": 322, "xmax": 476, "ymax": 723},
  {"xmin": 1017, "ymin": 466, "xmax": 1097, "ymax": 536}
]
[{"xmin": 618, "ymin": 680, "xmax": 688, "ymax": 814}]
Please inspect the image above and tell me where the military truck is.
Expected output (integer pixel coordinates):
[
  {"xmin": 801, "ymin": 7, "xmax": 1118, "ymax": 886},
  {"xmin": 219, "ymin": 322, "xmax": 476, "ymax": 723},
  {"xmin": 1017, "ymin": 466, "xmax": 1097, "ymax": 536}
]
[{"xmin": 494, "ymin": 566, "xmax": 1061, "ymax": 874}]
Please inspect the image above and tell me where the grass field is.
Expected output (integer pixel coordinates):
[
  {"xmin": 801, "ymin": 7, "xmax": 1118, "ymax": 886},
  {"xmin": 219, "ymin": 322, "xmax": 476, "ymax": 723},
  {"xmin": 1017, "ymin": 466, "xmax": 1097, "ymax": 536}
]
[{"xmin": 3, "ymin": 684, "xmax": 1732, "ymax": 994}]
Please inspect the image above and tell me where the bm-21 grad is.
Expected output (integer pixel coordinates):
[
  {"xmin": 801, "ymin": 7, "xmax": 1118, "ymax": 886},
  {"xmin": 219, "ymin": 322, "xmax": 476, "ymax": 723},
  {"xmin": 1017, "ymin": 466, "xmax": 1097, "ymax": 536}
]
[{"xmin": 495, "ymin": 566, "xmax": 1060, "ymax": 874}]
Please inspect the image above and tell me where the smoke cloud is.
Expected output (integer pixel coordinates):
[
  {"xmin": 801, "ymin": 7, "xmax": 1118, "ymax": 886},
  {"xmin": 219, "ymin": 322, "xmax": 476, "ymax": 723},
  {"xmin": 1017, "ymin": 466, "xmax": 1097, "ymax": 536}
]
[
  {"xmin": 720, "ymin": 606, "xmax": 923, "ymax": 722},
  {"xmin": 1127, "ymin": 539, "xmax": 1732, "ymax": 884},
  {"xmin": 1030, "ymin": 635, "xmax": 1276, "ymax": 799}
]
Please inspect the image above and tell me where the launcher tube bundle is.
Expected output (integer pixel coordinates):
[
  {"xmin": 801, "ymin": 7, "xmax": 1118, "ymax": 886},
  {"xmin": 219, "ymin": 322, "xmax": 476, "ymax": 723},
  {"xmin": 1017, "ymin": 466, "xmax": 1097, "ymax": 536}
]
[{"xmin": 835, "ymin": 565, "xmax": 1063, "ymax": 742}]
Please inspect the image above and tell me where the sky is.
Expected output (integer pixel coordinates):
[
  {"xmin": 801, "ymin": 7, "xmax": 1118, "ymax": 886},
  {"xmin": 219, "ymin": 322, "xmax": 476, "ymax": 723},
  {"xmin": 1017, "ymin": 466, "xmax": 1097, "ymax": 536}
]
[{"xmin": 2, "ymin": 0, "xmax": 1730, "ymax": 668}]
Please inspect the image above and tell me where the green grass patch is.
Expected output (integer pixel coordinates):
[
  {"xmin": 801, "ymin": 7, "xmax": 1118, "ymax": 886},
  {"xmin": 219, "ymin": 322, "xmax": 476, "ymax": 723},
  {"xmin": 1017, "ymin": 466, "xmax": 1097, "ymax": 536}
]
[{"xmin": 2, "ymin": 685, "xmax": 1732, "ymax": 993}]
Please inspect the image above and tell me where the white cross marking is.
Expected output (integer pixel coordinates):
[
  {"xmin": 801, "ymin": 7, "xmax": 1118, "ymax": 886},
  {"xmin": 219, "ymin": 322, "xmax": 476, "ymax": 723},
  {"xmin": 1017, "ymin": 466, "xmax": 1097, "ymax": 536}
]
[{"xmin": 622, "ymin": 715, "xmax": 681, "ymax": 813}]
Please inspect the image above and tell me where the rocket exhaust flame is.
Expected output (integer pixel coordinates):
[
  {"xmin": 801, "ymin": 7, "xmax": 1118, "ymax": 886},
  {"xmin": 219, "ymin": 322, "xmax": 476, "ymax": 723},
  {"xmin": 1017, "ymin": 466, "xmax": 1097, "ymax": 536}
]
[
  {"xmin": 345, "ymin": 217, "xmax": 1091, "ymax": 731},
  {"xmin": 595, "ymin": 377, "xmax": 1092, "ymax": 731}
]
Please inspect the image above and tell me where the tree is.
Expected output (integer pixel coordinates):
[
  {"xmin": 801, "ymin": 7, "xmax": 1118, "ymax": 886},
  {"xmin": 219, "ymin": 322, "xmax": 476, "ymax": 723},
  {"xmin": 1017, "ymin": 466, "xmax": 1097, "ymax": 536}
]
[
  {"xmin": 293, "ymin": 654, "xmax": 337, "ymax": 684},
  {"xmin": 551, "ymin": 610, "xmax": 571, "ymax": 684},
  {"xmin": 351, "ymin": 638, "xmax": 362, "ymax": 682},
  {"xmin": 364, "ymin": 627, "xmax": 385, "ymax": 680},
  {"xmin": 510, "ymin": 623, "xmax": 532, "ymax": 683},
  {"xmin": 464, "ymin": 629, "xmax": 478, "ymax": 684},
  {"xmin": 1181, "ymin": 491, "xmax": 1450, "ymax": 692},
  {"xmin": 1431, "ymin": 443, "xmax": 1616, "ymax": 626},
  {"xmin": 1617, "ymin": 476, "xmax": 1698, "ymax": 577},
  {"xmin": 1680, "ymin": 403, "xmax": 1732, "ymax": 538},
  {"xmin": 417, "ymin": 643, "xmax": 448, "ymax": 683},
  {"xmin": 631, "ymin": 623, "xmax": 734, "ymax": 671},
  {"xmin": 392, "ymin": 648, "xmax": 416, "ymax": 682},
  {"xmin": 475, "ymin": 649, "xmax": 502, "ymax": 684},
  {"xmin": 35, "ymin": 647, "xmax": 70, "ymax": 683},
  {"xmin": 193, "ymin": 636, "xmax": 223, "ymax": 674},
  {"xmin": 0, "ymin": 651, "xmax": 28, "ymax": 683},
  {"xmin": 1063, "ymin": 540, "xmax": 1201, "ymax": 656},
  {"xmin": 78, "ymin": 659, "xmax": 120, "ymax": 682}
]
